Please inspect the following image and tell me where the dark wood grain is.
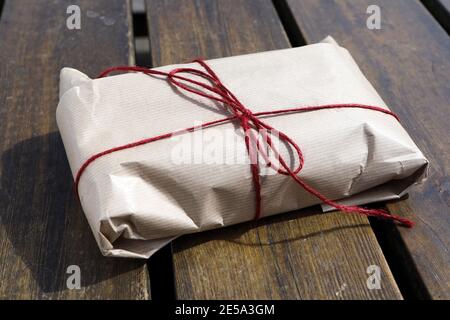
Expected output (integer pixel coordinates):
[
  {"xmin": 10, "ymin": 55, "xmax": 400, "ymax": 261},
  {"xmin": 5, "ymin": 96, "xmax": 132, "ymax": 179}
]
[
  {"xmin": 285, "ymin": 0, "xmax": 450, "ymax": 300},
  {"xmin": 0, "ymin": 0, "xmax": 149, "ymax": 299},
  {"xmin": 145, "ymin": 0, "xmax": 402, "ymax": 299}
]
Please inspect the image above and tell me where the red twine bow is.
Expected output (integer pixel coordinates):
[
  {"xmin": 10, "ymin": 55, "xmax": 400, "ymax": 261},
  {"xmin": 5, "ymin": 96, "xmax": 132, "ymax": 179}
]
[{"xmin": 74, "ymin": 59, "xmax": 413, "ymax": 227}]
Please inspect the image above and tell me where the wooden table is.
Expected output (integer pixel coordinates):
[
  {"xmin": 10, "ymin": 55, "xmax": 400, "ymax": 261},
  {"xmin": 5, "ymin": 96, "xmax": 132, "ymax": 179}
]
[{"xmin": 0, "ymin": 0, "xmax": 448, "ymax": 299}]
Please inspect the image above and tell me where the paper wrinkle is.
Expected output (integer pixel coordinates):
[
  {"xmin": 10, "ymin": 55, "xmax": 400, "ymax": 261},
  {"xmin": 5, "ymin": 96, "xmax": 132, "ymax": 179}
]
[
  {"xmin": 107, "ymin": 168, "xmax": 201, "ymax": 240},
  {"xmin": 100, "ymin": 215, "xmax": 143, "ymax": 243},
  {"xmin": 56, "ymin": 37, "xmax": 429, "ymax": 258},
  {"xmin": 101, "ymin": 236, "xmax": 177, "ymax": 259},
  {"xmin": 59, "ymin": 68, "xmax": 91, "ymax": 98},
  {"xmin": 344, "ymin": 123, "xmax": 372, "ymax": 197},
  {"xmin": 343, "ymin": 122, "xmax": 420, "ymax": 197},
  {"xmin": 321, "ymin": 161, "xmax": 428, "ymax": 212}
]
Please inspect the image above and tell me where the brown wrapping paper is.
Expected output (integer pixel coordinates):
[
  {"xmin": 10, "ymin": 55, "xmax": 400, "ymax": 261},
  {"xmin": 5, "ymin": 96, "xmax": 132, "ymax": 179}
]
[{"xmin": 56, "ymin": 37, "xmax": 428, "ymax": 258}]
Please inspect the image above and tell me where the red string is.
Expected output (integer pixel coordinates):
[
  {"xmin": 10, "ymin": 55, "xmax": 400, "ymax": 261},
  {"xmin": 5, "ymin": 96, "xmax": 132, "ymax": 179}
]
[{"xmin": 74, "ymin": 60, "xmax": 414, "ymax": 228}]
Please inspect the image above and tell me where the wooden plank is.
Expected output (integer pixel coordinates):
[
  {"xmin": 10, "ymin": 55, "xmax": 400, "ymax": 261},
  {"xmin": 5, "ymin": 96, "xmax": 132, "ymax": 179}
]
[
  {"xmin": 145, "ymin": 0, "xmax": 402, "ymax": 299},
  {"xmin": 285, "ymin": 0, "xmax": 450, "ymax": 300},
  {"xmin": 0, "ymin": 0, "xmax": 149, "ymax": 299}
]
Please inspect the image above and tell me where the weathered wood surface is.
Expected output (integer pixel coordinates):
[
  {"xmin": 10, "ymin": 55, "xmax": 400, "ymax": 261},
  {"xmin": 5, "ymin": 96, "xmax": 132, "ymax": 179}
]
[
  {"xmin": 146, "ymin": 0, "xmax": 402, "ymax": 299},
  {"xmin": 0, "ymin": 0, "xmax": 150, "ymax": 299},
  {"xmin": 285, "ymin": 0, "xmax": 450, "ymax": 300}
]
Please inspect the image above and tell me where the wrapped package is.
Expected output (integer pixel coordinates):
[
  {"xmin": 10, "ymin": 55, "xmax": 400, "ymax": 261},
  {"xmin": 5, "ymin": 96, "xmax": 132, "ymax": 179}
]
[{"xmin": 56, "ymin": 37, "xmax": 428, "ymax": 258}]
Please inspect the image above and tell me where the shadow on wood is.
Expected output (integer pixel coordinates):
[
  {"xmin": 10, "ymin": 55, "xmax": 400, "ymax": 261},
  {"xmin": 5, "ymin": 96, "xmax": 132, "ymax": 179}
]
[
  {"xmin": 0, "ymin": 132, "xmax": 145, "ymax": 296},
  {"xmin": 174, "ymin": 207, "xmax": 370, "ymax": 251}
]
